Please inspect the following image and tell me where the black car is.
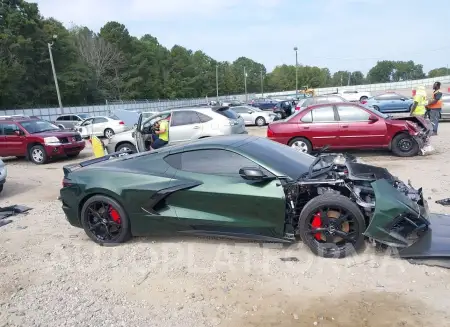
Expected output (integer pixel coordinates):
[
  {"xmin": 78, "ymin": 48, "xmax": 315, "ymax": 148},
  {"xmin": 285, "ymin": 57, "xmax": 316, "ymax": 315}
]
[{"xmin": 273, "ymin": 101, "xmax": 293, "ymax": 119}]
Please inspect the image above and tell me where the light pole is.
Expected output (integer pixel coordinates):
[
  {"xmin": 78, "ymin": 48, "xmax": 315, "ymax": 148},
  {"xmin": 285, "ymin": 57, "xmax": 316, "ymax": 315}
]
[
  {"xmin": 48, "ymin": 35, "xmax": 63, "ymax": 113},
  {"xmin": 260, "ymin": 68, "xmax": 264, "ymax": 97},
  {"xmin": 244, "ymin": 66, "xmax": 248, "ymax": 102},
  {"xmin": 294, "ymin": 47, "xmax": 298, "ymax": 98},
  {"xmin": 215, "ymin": 64, "xmax": 219, "ymax": 102}
]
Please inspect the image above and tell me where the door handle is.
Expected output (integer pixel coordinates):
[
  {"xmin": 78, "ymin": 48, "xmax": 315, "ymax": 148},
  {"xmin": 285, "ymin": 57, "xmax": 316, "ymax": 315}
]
[
  {"xmin": 303, "ymin": 126, "xmax": 309, "ymax": 129},
  {"xmin": 193, "ymin": 126, "xmax": 200, "ymax": 129},
  {"xmin": 341, "ymin": 125, "xmax": 349, "ymax": 128}
]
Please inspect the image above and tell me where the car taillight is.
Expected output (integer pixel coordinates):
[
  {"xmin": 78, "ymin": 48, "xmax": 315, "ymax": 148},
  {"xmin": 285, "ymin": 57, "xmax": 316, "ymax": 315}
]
[
  {"xmin": 267, "ymin": 126, "xmax": 274, "ymax": 137},
  {"xmin": 361, "ymin": 100, "xmax": 367, "ymax": 105},
  {"xmin": 295, "ymin": 106, "xmax": 300, "ymax": 111},
  {"xmin": 119, "ymin": 121, "xmax": 124, "ymax": 125},
  {"xmin": 62, "ymin": 178, "xmax": 71, "ymax": 187}
]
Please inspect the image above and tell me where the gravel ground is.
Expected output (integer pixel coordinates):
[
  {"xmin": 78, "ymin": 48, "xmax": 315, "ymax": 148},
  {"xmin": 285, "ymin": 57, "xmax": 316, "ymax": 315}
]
[{"xmin": 1, "ymin": 123, "xmax": 450, "ymax": 327}]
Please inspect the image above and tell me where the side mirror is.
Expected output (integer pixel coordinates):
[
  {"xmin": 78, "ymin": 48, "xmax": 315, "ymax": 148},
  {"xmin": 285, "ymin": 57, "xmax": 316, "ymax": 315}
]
[
  {"xmin": 239, "ymin": 167, "xmax": 268, "ymax": 181},
  {"xmin": 14, "ymin": 130, "xmax": 24, "ymax": 136},
  {"xmin": 248, "ymin": 111, "xmax": 253, "ymax": 114},
  {"xmin": 400, "ymin": 98, "xmax": 405, "ymax": 101},
  {"xmin": 368, "ymin": 114, "xmax": 379, "ymax": 122}
]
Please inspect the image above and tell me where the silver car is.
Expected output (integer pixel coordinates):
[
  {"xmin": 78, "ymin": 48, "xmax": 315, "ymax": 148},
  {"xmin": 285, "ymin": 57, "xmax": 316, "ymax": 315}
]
[
  {"xmin": 441, "ymin": 93, "xmax": 450, "ymax": 119},
  {"xmin": 54, "ymin": 113, "xmax": 90, "ymax": 129},
  {"xmin": 0, "ymin": 159, "xmax": 7, "ymax": 193},
  {"xmin": 230, "ymin": 105, "xmax": 275, "ymax": 126},
  {"xmin": 106, "ymin": 106, "xmax": 247, "ymax": 154}
]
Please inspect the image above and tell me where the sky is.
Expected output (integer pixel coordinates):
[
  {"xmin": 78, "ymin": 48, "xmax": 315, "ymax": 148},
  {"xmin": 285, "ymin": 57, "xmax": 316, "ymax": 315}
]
[{"xmin": 33, "ymin": 0, "xmax": 450, "ymax": 74}]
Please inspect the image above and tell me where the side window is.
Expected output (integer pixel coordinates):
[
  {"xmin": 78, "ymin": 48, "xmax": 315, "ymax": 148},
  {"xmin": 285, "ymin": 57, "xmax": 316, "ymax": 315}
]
[
  {"xmin": 56, "ymin": 116, "xmax": 67, "ymax": 121},
  {"xmin": 93, "ymin": 117, "xmax": 108, "ymax": 124},
  {"xmin": 171, "ymin": 111, "xmax": 201, "ymax": 127},
  {"xmin": 81, "ymin": 118, "xmax": 94, "ymax": 126},
  {"xmin": 301, "ymin": 110, "xmax": 312, "ymax": 123},
  {"xmin": 231, "ymin": 107, "xmax": 246, "ymax": 113},
  {"xmin": 337, "ymin": 105, "xmax": 370, "ymax": 121},
  {"xmin": 197, "ymin": 112, "xmax": 213, "ymax": 123},
  {"xmin": 68, "ymin": 115, "xmax": 79, "ymax": 121},
  {"xmin": 165, "ymin": 150, "xmax": 258, "ymax": 176},
  {"xmin": 2, "ymin": 123, "xmax": 19, "ymax": 135},
  {"xmin": 311, "ymin": 106, "xmax": 335, "ymax": 122}
]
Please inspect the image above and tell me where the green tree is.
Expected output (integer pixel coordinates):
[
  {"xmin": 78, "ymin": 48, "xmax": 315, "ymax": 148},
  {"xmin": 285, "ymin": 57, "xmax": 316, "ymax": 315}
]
[{"xmin": 428, "ymin": 67, "xmax": 449, "ymax": 78}]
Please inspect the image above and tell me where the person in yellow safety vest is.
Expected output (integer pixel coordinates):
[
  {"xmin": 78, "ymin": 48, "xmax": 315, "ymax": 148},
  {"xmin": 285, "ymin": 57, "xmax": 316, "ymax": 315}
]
[
  {"xmin": 410, "ymin": 85, "xmax": 427, "ymax": 117},
  {"xmin": 426, "ymin": 81, "xmax": 443, "ymax": 136},
  {"xmin": 151, "ymin": 115, "xmax": 170, "ymax": 149}
]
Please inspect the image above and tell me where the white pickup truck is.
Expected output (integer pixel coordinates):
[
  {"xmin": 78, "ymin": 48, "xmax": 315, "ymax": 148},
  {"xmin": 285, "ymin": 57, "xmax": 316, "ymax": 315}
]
[{"xmin": 336, "ymin": 90, "xmax": 372, "ymax": 102}]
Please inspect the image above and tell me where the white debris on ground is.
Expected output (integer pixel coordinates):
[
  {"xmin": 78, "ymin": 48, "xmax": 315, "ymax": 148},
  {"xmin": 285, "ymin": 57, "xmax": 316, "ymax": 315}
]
[{"xmin": 1, "ymin": 124, "xmax": 450, "ymax": 327}]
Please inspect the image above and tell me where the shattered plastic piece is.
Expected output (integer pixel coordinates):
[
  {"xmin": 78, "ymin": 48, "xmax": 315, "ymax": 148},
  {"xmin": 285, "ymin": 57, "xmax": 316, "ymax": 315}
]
[
  {"xmin": 436, "ymin": 198, "xmax": 450, "ymax": 206},
  {"xmin": 280, "ymin": 257, "xmax": 300, "ymax": 262},
  {"xmin": 0, "ymin": 205, "xmax": 32, "ymax": 228},
  {"xmin": 420, "ymin": 144, "xmax": 435, "ymax": 156}
]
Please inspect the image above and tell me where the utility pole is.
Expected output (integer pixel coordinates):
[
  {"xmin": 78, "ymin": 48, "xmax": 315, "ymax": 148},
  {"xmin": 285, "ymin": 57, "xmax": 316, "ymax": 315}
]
[
  {"xmin": 48, "ymin": 35, "xmax": 63, "ymax": 113},
  {"xmin": 294, "ymin": 47, "xmax": 298, "ymax": 98},
  {"xmin": 215, "ymin": 64, "xmax": 219, "ymax": 102},
  {"xmin": 244, "ymin": 66, "xmax": 248, "ymax": 102},
  {"xmin": 347, "ymin": 73, "xmax": 351, "ymax": 86},
  {"xmin": 260, "ymin": 68, "xmax": 264, "ymax": 97}
]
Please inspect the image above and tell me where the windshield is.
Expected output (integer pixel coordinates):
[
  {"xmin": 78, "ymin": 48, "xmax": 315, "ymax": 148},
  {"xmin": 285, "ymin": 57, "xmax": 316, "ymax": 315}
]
[
  {"xmin": 109, "ymin": 114, "xmax": 121, "ymax": 120},
  {"xmin": 240, "ymin": 138, "xmax": 315, "ymax": 179},
  {"xmin": 78, "ymin": 113, "xmax": 89, "ymax": 119},
  {"xmin": 365, "ymin": 106, "xmax": 389, "ymax": 119},
  {"xmin": 20, "ymin": 120, "xmax": 59, "ymax": 133},
  {"xmin": 216, "ymin": 108, "xmax": 239, "ymax": 119}
]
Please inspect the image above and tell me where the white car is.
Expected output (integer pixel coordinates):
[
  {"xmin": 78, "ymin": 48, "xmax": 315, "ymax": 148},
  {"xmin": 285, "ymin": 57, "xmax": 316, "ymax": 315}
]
[
  {"xmin": 75, "ymin": 115, "xmax": 129, "ymax": 139},
  {"xmin": 0, "ymin": 159, "xmax": 7, "ymax": 193},
  {"xmin": 337, "ymin": 90, "xmax": 372, "ymax": 102},
  {"xmin": 228, "ymin": 105, "xmax": 275, "ymax": 126}
]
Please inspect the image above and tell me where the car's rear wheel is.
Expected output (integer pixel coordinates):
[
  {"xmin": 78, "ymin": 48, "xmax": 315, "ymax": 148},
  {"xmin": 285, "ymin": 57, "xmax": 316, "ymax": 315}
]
[
  {"xmin": 360, "ymin": 96, "xmax": 368, "ymax": 102},
  {"xmin": 80, "ymin": 195, "xmax": 131, "ymax": 245},
  {"xmin": 373, "ymin": 105, "xmax": 380, "ymax": 111},
  {"xmin": 391, "ymin": 133, "xmax": 419, "ymax": 157},
  {"xmin": 298, "ymin": 194, "xmax": 366, "ymax": 258},
  {"xmin": 104, "ymin": 128, "xmax": 115, "ymax": 139},
  {"xmin": 29, "ymin": 145, "xmax": 48, "ymax": 164},
  {"xmin": 255, "ymin": 116, "xmax": 266, "ymax": 126},
  {"xmin": 288, "ymin": 137, "xmax": 312, "ymax": 154},
  {"xmin": 116, "ymin": 142, "xmax": 137, "ymax": 155}
]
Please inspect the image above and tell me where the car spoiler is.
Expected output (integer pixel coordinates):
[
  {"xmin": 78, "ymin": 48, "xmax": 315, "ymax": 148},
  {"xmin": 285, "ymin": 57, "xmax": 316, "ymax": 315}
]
[{"xmin": 62, "ymin": 150, "xmax": 135, "ymax": 177}]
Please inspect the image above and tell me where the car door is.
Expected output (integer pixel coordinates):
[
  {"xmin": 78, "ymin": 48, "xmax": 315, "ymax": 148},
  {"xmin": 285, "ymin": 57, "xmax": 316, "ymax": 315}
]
[
  {"xmin": 169, "ymin": 111, "xmax": 204, "ymax": 144},
  {"xmin": 441, "ymin": 94, "xmax": 450, "ymax": 118},
  {"xmin": 79, "ymin": 118, "xmax": 94, "ymax": 137},
  {"xmin": 92, "ymin": 117, "xmax": 109, "ymax": 136},
  {"xmin": 297, "ymin": 105, "xmax": 340, "ymax": 149},
  {"xmin": 135, "ymin": 114, "xmax": 146, "ymax": 152},
  {"xmin": 164, "ymin": 149, "xmax": 286, "ymax": 238},
  {"xmin": 390, "ymin": 94, "xmax": 410, "ymax": 111},
  {"xmin": 135, "ymin": 112, "xmax": 172, "ymax": 152},
  {"xmin": 1, "ymin": 122, "xmax": 26, "ymax": 156},
  {"xmin": 0, "ymin": 123, "xmax": 6, "ymax": 157},
  {"xmin": 336, "ymin": 104, "xmax": 387, "ymax": 148}
]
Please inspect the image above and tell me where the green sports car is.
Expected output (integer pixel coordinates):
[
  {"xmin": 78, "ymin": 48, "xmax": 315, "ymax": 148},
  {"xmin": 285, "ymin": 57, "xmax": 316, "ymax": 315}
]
[{"xmin": 60, "ymin": 135, "xmax": 433, "ymax": 258}]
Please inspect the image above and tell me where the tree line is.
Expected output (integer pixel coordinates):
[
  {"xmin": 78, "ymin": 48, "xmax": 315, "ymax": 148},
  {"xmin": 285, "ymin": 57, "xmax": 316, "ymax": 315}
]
[{"xmin": 1, "ymin": 0, "xmax": 449, "ymax": 109}]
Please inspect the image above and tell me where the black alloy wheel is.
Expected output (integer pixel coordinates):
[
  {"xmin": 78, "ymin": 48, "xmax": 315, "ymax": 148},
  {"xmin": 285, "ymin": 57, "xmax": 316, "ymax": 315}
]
[
  {"xmin": 298, "ymin": 194, "xmax": 366, "ymax": 258},
  {"xmin": 391, "ymin": 133, "xmax": 419, "ymax": 157},
  {"xmin": 80, "ymin": 195, "xmax": 131, "ymax": 245}
]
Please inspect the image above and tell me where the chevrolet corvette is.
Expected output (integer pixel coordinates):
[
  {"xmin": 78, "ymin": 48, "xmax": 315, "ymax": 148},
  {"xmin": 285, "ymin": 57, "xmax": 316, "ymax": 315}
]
[{"xmin": 60, "ymin": 135, "xmax": 437, "ymax": 259}]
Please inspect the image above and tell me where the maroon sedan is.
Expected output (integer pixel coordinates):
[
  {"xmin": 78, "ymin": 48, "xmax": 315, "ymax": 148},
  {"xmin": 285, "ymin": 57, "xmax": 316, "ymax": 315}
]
[{"xmin": 267, "ymin": 102, "xmax": 432, "ymax": 157}]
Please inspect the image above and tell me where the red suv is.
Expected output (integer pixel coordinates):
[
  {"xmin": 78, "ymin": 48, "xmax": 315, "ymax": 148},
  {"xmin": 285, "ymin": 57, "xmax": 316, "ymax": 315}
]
[{"xmin": 0, "ymin": 116, "xmax": 86, "ymax": 164}]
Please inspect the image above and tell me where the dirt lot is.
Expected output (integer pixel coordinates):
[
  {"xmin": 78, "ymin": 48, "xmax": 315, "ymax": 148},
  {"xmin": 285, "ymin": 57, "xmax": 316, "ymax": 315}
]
[{"xmin": 1, "ymin": 124, "xmax": 450, "ymax": 327}]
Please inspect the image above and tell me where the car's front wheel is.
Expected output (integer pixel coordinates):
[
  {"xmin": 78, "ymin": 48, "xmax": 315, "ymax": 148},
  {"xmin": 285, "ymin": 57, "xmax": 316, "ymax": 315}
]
[
  {"xmin": 104, "ymin": 128, "xmax": 115, "ymax": 139},
  {"xmin": 29, "ymin": 145, "xmax": 48, "ymax": 164},
  {"xmin": 391, "ymin": 133, "xmax": 419, "ymax": 157},
  {"xmin": 80, "ymin": 195, "xmax": 132, "ymax": 245},
  {"xmin": 298, "ymin": 194, "xmax": 366, "ymax": 258},
  {"xmin": 255, "ymin": 116, "xmax": 266, "ymax": 126},
  {"xmin": 116, "ymin": 142, "xmax": 137, "ymax": 155}
]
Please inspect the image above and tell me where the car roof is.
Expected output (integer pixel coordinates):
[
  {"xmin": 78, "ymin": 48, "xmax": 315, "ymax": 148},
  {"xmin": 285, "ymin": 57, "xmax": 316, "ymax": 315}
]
[{"xmin": 305, "ymin": 102, "xmax": 361, "ymax": 109}]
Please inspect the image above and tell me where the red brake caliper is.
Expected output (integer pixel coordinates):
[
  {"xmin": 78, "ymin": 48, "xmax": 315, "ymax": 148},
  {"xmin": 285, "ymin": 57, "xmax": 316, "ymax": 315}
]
[
  {"xmin": 109, "ymin": 206, "xmax": 121, "ymax": 224},
  {"xmin": 311, "ymin": 212, "xmax": 322, "ymax": 240}
]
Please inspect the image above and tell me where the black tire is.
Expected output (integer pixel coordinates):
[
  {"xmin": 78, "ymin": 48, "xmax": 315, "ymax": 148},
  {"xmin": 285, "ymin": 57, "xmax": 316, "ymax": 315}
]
[
  {"xmin": 255, "ymin": 116, "xmax": 266, "ymax": 126},
  {"xmin": 116, "ymin": 142, "xmax": 137, "ymax": 154},
  {"xmin": 29, "ymin": 145, "xmax": 48, "ymax": 164},
  {"xmin": 373, "ymin": 105, "xmax": 380, "ymax": 111},
  {"xmin": 288, "ymin": 137, "xmax": 312, "ymax": 154},
  {"xmin": 298, "ymin": 194, "xmax": 366, "ymax": 258},
  {"xmin": 104, "ymin": 128, "xmax": 115, "ymax": 139},
  {"xmin": 391, "ymin": 133, "xmax": 419, "ymax": 157},
  {"xmin": 67, "ymin": 152, "xmax": 80, "ymax": 158},
  {"xmin": 360, "ymin": 96, "xmax": 368, "ymax": 102},
  {"xmin": 0, "ymin": 184, "xmax": 3, "ymax": 193},
  {"xmin": 80, "ymin": 195, "xmax": 131, "ymax": 245}
]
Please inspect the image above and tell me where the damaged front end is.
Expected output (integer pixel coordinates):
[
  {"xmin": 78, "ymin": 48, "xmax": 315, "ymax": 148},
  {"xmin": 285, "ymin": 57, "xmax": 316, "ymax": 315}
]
[
  {"xmin": 394, "ymin": 116, "xmax": 434, "ymax": 155},
  {"xmin": 363, "ymin": 179, "xmax": 430, "ymax": 247}
]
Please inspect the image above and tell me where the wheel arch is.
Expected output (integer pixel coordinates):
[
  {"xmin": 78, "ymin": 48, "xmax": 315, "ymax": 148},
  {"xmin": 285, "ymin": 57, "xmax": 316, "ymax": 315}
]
[
  {"xmin": 26, "ymin": 142, "xmax": 44, "ymax": 159},
  {"xmin": 115, "ymin": 140, "xmax": 137, "ymax": 152},
  {"xmin": 77, "ymin": 189, "xmax": 129, "ymax": 224}
]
